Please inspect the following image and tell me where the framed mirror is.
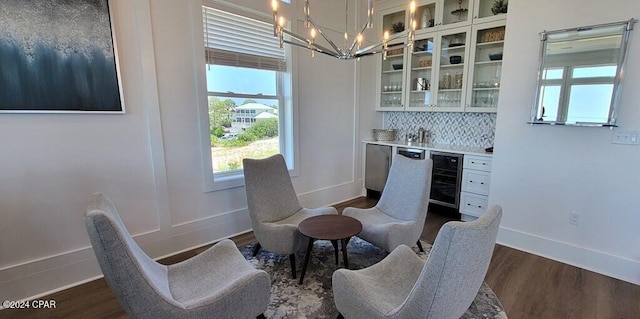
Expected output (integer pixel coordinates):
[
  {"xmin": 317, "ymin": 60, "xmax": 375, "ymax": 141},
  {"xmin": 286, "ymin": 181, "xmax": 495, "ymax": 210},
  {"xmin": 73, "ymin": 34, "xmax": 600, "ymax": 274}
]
[{"xmin": 530, "ymin": 19, "xmax": 636, "ymax": 126}]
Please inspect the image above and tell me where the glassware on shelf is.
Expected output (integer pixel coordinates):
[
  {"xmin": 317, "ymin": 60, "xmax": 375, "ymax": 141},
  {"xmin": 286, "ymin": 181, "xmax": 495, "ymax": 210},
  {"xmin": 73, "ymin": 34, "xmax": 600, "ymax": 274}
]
[
  {"xmin": 442, "ymin": 72, "xmax": 452, "ymax": 89},
  {"xmin": 455, "ymin": 73, "xmax": 463, "ymax": 89}
]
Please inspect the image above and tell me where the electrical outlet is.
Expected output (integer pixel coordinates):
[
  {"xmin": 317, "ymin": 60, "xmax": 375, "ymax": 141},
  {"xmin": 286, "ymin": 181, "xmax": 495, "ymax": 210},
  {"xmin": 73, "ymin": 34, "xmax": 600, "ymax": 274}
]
[
  {"xmin": 569, "ymin": 211, "xmax": 580, "ymax": 226},
  {"xmin": 611, "ymin": 131, "xmax": 640, "ymax": 145}
]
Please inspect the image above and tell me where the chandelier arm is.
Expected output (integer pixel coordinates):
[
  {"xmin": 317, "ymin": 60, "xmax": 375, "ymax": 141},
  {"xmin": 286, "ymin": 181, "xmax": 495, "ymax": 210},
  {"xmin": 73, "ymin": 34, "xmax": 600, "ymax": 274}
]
[
  {"xmin": 308, "ymin": 42, "xmax": 341, "ymax": 56},
  {"xmin": 283, "ymin": 39, "xmax": 341, "ymax": 58},
  {"xmin": 355, "ymin": 41, "xmax": 404, "ymax": 58},
  {"xmin": 355, "ymin": 33, "xmax": 406, "ymax": 56},
  {"xmin": 346, "ymin": 23, "xmax": 371, "ymax": 57},
  {"xmin": 308, "ymin": 17, "xmax": 344, "ymax": 55},
  {"xmin": 280, "ymin": 28, "xmax": 314, "ymax": 44},
  {"xmin": 280, "ymin": 29, "xmax": 340, "ymax": 56}
]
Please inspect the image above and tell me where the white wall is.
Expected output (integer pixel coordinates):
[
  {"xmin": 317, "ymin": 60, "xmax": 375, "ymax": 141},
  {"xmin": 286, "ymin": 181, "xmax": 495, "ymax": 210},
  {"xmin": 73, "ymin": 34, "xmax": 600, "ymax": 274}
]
[
  {"xmin": 0, "ymin": 0, "xmax": 364, "ymax": 301},
  {"xmin": 490, "ymin": 0, "xmax": 640, "ymax": 284}
]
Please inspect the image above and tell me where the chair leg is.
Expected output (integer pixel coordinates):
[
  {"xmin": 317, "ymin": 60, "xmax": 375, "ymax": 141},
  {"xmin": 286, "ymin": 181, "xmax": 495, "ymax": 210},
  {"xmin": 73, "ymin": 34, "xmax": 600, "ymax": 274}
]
[
  {"xmin": 257, "ymin": 314, "xmax": 266, "ymax": 319},
  {"xmin": 337, "ymin": 313, "xmax": 344, "ymax": 319},
  {"xmin": 289, "ymin": 254, "xmax": 297, "ymax": 279},
  {"xmin": 416, "ymin": 240, "xmax": 424, "ymax": 253},
  {"xmin": 252, "ymin": 242, "xmax": 262, "ymax": 257}
]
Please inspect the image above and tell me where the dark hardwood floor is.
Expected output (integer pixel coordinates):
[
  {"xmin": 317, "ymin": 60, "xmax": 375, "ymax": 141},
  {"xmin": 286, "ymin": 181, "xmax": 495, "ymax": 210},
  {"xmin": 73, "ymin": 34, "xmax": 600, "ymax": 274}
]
[{"xmin": 2, "ymin": 197, "xmax": 638, "ymax": 319}]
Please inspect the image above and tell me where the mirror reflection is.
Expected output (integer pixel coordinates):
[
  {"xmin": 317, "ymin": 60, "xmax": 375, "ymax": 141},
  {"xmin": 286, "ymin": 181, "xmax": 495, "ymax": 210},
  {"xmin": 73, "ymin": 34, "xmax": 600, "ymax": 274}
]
[{"xmin": 531, "ymin": 19, "xmax": 636, "ymax": 126}]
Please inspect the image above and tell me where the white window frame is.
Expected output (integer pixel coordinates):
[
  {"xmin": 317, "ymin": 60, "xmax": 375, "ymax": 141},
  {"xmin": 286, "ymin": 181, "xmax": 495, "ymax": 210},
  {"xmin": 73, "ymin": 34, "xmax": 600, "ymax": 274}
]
[{"xmin": 196, "ymin": 0, "xmax": 298, "ymax": 192}]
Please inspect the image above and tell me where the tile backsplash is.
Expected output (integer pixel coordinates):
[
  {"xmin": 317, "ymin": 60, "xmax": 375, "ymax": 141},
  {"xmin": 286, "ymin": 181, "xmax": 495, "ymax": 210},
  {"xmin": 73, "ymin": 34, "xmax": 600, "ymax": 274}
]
[{"xmin": 383, "ymin": 112, "xmax": 496, "ymax": 148}]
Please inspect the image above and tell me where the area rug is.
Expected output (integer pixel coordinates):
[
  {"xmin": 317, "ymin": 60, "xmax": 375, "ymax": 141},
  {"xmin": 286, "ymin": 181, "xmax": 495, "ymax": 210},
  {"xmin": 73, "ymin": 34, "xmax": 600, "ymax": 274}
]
[{"xmin": 241, "ymin": 237, "xmax": 508, "ymax": 319}]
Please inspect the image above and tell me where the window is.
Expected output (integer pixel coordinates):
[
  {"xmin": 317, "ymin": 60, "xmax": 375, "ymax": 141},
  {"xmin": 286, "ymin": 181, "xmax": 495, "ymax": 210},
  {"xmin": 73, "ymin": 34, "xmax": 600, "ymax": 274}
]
[
  {"xmin": 202, "ymin": 4, "xmax": 293, "ymax": 187},
  {"xmin": 537, "ymin": 64, "xmax": 616, "ymax": 123}
]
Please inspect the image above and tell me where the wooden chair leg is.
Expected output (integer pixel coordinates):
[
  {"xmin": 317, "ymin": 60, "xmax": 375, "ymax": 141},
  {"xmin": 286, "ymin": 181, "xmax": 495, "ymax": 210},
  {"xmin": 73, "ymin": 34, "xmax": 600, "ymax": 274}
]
[
  {"xmin": 252, "ymin": 242, "xmax": 262, "ymax": 257},
  {"xmin": 257, "ymin": 314, "xmax": 267, "ymax": 319},
  {"xmin": 416, "ymin": 240, "xmax": 424, "ymax": 253},
  {"xmin": 289, "ymin": 254, "xmax": 297, "ymax": 279}
]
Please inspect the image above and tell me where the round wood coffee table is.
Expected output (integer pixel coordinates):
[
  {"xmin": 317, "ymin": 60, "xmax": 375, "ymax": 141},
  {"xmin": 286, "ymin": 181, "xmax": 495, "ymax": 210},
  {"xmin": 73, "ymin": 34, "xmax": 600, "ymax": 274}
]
[{"xmin": 297, "ymin": 215, "xmax": 362, "ymax": 284}]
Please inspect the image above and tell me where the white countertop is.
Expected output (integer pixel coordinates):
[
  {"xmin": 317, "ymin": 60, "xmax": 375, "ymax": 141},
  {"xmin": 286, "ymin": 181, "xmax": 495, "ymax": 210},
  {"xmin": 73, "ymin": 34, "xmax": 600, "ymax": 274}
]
[{"xmin": 363, "ymin": 139, "xmax": 493, "ymax": 157}]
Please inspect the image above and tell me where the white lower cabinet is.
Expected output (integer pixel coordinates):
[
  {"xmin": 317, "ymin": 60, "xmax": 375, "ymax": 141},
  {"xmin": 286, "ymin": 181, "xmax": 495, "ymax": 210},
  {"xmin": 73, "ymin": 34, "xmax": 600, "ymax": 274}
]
[{"xmin": 460, "ymin": 154, "xmax": 492, "ymax": 221}]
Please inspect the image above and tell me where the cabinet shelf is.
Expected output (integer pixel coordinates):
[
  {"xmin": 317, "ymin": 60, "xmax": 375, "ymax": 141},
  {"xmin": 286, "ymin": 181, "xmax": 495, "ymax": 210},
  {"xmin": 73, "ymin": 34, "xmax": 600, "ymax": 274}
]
[
  {"xmin": 472, "ymin": 87, "xmax": 500, "ymax": 91},
  {"xmin": 439, "ymin": 88, "xmax": 463, "ymax": 92},
  {"xmin": 474, "ymin": 60, "xmax": 502, "ymax": 66},
  {"xmin": 442, "ymin": 45, "xmax": 466, "ymax": 51},
  {"xmin": 386, "ymin": 53, "xmax": 404, "ymax": 58},
  {"xmin": 410, "ymin": 90, "xmax": 432, "ymax": 93},
  {"xmin": 381, "ymin": 91, "xmax": 403, "ymax": 94},
  {"xmin": 412, "ymin": 50, "xmax": 433, "ymax": 56},
  {"xmin": 411, "ymin": 66, "xmax": 433, "ymax": 71},
  {"xmin": 382, "ymin": 69, "xmax": 404, "ymax": 74},
  {"xmin": 476, "ymin": 40, "xmax": 504, "ymax": 47},
  {"xmin": 440, "ymin": 64, "xmax": 464, "ymax": 68}
]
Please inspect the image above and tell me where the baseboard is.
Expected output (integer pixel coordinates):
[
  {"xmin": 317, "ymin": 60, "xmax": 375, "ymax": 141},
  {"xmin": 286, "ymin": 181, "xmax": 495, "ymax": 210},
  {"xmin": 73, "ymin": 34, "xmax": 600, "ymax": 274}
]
[
  {"xmin": 0, "ymin": 184, "xmax": 363, "ymax": 303},
  {"xmin": 497, "ymin": 226, "xmax": 640, "ymax": 285},
  {"xmin": 0, "ymin": 209, "xmax": 252, "ymax": 303}
]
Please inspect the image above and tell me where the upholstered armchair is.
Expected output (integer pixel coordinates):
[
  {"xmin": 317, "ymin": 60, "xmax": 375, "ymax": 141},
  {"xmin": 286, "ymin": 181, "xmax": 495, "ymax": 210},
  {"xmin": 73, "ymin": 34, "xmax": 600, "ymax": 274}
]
[
  {"xmin": 343, "ymin": 155, "xmax": 433, "ymax": 252},
  {"xmin": 243, "ymin": 154, "xmax": 338, "ymax": 278},
  {"xmin": 333, "ymin": 205, "xmax": 503, "ymax": 319},
  {"xmin": 85, "ymin": 192, "xmax": 271, "ymax": 319}
]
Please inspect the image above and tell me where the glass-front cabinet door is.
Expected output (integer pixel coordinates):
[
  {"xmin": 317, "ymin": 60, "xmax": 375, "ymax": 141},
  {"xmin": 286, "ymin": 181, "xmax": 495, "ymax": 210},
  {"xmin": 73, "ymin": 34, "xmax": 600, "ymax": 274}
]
[
  {"xmin": 415, "ymin": 0, "xmax": 438, "ymax": 32},
  {"xmin": 473, "ymin": 0, "xmax": 507, "ymax": 24},
  {"xmin": 434, "ymin": 27, "xmax": 470, "ymax": 111},
  {"xmin": 438, "ymin": 0, "xmax": 473, "ymax": 30},
  {"xmin": 406, "ymin": 35, "xmax": 436, "ymax": 110},
  {"xmin": 377, "ymin": 41, "xmax": 406, "ymax": 111},
  {"xmin": 466, "ymin": 21, "xmax": 505, "ymax": 112},
  {"xmin": 376, "ymin": 5, "xmax": 408, "ymax": 111}
]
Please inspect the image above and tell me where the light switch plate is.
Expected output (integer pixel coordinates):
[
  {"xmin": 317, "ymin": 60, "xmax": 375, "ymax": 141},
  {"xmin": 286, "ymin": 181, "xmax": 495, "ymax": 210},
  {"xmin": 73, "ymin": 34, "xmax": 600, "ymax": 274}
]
[{"xmin": 611, "ymin": 131, "xmax": 639, "ymax": 145}]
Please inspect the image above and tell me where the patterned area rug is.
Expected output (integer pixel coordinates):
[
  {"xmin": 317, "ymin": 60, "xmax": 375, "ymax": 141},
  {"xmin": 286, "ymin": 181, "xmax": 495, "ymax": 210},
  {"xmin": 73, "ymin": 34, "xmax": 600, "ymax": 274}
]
[{"xmin": 241, "ymin": 237, "xmax": 508, "ymax": 319}]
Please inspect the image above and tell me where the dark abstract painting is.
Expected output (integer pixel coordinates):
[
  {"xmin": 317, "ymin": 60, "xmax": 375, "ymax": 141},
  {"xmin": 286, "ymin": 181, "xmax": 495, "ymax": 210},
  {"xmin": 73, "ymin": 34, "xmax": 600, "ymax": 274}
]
[{"xmin": 0, "ymin": 0, "xmax": 123, "ymax": 112}]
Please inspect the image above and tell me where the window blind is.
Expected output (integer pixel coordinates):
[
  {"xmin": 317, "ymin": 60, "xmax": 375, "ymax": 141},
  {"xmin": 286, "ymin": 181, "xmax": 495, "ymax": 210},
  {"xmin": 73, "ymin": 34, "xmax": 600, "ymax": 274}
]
[{"xmin": 203, "ymin": 6, "xmax": 286, "ymax": 72}]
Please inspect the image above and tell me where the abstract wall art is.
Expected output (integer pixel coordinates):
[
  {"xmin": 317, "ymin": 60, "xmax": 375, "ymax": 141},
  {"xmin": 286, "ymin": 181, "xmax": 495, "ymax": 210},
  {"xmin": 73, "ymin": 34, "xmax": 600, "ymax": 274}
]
[{"xmin": 0, "ymin": 0, "xmax": 123, "ymax": 113}]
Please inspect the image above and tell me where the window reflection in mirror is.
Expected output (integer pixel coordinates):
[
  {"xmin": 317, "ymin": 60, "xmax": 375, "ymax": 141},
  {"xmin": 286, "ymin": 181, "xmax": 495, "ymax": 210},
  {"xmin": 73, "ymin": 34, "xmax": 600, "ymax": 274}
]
[{"xmin": 531, "ymin": 19, "xmax": 636, "ymax": 126}]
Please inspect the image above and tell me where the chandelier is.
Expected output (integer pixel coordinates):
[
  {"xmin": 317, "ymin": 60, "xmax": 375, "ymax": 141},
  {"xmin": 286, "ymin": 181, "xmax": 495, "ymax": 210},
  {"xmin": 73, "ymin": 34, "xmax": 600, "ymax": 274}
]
[{"xmin": 271, "ymin": 0, "xmax": 416, "ymax": 60}]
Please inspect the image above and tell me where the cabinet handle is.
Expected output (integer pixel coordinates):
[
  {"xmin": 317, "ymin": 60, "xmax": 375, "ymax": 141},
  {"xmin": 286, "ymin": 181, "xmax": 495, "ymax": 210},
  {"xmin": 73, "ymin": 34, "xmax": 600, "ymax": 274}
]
[
  {"xmin": 467, "ymin": 203, "xmax": 471, "ymax": 206},
  {"xmin": 471, "ymin": 161, "xmax": 476, "ymax": 164},
  {"xmin": 480, "ymin": 182, "xmax": 484, "ymax": 185},
  {"xmin": 477, "ymin": 205, "xmax": 482, "ymax": 208},
  {"xmin": 465, "ymin": 104, "xmax": 470, "ymax": 107},
  {"xmin": 469, "ymin": 180, "xmax": 473, "ymax": 183}
]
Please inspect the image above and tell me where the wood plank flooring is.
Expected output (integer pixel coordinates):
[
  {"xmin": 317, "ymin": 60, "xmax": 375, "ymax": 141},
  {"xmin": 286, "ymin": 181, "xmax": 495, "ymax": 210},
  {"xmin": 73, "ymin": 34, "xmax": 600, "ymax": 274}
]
[{"xmin": 2, "ymin": 197, "xmax": 638, "ymax": 319}]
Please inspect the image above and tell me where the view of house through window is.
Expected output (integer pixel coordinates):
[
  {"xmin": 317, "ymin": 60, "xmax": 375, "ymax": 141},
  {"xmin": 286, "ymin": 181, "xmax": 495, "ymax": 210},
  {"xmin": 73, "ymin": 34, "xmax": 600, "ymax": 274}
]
[
  {"xmin": 206, "ymin": 66, "xmax": 281, "ymax": 173},
  {"xmin": 203, "ymin": 5, "xmax": 288, "ymax": 175}
]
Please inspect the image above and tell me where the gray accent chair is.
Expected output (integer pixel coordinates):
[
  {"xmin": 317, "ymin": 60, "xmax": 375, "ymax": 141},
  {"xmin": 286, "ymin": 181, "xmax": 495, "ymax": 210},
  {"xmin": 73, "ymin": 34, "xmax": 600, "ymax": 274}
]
[
  {"xmin": 243, "ymin": 154, "xmax": 338, "ymax": 278},
  {"xmin": 343, "ymin": 155, "xmax": 433, "ymax": 252},
  {"xmin": 85, "ymin": 192, "xmax": 271, "ymax": 319},
  {"xmin": 333, "ymin": 205, "xmax": 503, "ymax": 319}
]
